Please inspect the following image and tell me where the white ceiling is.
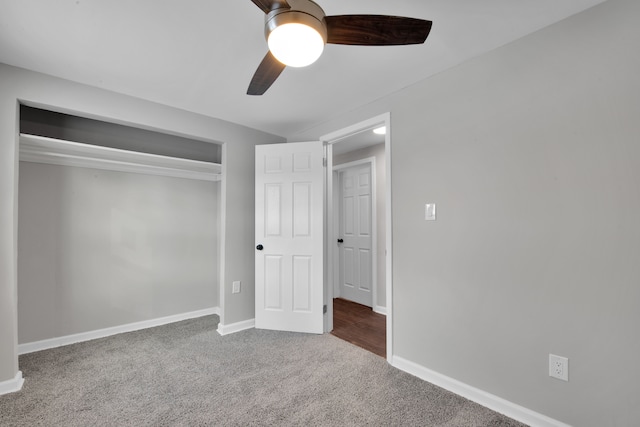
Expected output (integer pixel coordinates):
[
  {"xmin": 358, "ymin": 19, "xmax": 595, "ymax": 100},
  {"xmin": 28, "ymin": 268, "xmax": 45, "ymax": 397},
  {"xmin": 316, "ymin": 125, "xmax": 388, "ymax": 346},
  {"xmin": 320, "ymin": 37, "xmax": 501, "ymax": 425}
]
[{"xmin": 0, "ymin": 0, "xmax": 605, "ymax": 139}]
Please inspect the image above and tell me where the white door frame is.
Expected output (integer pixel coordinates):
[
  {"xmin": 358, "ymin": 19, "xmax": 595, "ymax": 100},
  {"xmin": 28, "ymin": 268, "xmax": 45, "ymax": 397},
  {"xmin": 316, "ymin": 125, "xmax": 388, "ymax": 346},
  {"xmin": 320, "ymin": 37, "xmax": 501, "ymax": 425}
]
[
  {"xmin": 333, "ymin": 158, "xmax": 377, "ymax": 310},
  {"xmin": 320, "ymin": 112, "xmax": 393, "ymax": 362}
]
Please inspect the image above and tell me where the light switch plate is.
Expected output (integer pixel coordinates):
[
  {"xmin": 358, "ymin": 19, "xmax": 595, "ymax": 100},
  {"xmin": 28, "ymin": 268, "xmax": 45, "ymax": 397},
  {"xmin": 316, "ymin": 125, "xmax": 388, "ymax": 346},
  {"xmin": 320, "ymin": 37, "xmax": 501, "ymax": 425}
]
[
  {"xmin": 425, "ymin": 203, "xmax": 436, "ymax": 221},
  {"xmin": 232, "ymin": 281, "xmax": 241, "ymax": 294}
]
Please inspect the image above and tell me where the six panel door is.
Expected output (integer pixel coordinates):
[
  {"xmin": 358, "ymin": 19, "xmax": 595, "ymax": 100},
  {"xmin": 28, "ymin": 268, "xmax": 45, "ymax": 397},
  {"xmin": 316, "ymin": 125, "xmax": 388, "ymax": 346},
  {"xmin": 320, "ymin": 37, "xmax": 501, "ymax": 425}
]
[{"xmin": 255, "ymin": 141, "xmax": 324, "ymax": 334}]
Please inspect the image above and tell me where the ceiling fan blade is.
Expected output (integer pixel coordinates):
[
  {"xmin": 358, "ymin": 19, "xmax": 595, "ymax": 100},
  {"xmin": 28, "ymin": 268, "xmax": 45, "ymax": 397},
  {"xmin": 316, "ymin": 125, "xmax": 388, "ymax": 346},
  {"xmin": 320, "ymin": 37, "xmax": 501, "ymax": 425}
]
[
  {"xmin": 250, "ymin": 0, "xmax": 290, "ymax": 14},
  {"xmin": 247, "ymin": 51, "xmax": 286, "ymax": 96},
  {"xmin": 325, "ymin": 15, "xmax": 432, "ymax": 46}
]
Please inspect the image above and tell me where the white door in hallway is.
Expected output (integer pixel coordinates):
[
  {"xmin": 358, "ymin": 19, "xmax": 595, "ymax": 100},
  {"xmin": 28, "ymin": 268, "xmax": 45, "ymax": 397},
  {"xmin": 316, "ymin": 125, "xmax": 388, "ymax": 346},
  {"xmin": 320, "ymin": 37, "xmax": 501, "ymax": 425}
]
[
  {"xmin": 255, "ymin": 141, "xmax": 324, "ymax": 334},
  {"xmin": 338, "ymin": 164, "xmax": 373, "ymax": 307}
]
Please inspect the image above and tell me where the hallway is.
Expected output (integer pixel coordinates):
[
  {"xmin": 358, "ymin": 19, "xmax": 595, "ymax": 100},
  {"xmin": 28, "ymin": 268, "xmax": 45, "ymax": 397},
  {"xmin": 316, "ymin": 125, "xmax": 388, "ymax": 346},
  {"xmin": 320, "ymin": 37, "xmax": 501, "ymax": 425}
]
[{"xmin": 331, "ymin": 298, "xmax": 386, "ymax": 358}]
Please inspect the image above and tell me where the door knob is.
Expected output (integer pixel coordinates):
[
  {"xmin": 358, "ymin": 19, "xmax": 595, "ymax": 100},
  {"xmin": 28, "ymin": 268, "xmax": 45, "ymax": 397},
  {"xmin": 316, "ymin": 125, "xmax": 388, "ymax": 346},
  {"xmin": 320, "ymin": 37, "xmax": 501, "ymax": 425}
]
[
  {"xmin": 337, "ymin": 239, "xmax": 344, "ymax": 243},
  {"xmin": 256, "ymin": 244, "xmax": 264, "ymax": 250}
]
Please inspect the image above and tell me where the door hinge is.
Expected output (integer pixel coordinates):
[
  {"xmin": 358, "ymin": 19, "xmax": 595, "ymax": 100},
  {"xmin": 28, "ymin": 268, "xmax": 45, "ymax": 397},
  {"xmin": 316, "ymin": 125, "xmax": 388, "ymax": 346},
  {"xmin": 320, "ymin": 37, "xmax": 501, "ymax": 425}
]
[
  {"xmin": 323, "ymin": 304, "xmax": 327, "ymax": 314},
  {"xmin": 323, "ymin": 157, "xmax": 327, "ymax": 167}
]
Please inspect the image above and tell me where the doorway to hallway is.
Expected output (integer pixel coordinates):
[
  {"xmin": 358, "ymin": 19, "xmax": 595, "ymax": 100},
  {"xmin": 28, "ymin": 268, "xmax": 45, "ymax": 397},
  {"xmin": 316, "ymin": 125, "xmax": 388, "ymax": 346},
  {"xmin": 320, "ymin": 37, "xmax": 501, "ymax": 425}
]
[{"xmin": 322, "ymin": 113, "xmax": 392, "ymax": 360}]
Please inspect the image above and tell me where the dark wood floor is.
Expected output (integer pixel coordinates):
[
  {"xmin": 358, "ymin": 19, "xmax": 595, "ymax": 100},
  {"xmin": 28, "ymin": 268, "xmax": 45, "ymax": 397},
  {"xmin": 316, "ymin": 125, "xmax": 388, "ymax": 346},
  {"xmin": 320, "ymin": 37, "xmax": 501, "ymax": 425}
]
[{"xmin": 331, "ymin": 298, "xmax": 386, "ymax": 358}]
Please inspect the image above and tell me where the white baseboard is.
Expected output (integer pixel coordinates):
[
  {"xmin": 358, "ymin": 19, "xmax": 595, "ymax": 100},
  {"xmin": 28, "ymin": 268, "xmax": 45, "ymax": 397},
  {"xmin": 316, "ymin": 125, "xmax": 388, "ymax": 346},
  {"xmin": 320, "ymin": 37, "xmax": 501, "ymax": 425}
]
[
  {"xmin": 373, "ymin": 305, "xmax": 387, "ymax": 315},
  {"xmin": 217, "ymin": 318, "xmax": 255, "ymax": 336},
  {"xmin": 392, "ymin": 356, "xmax": 570, "ymax": 427},
  {"xmin": 18, "ymin": 307, "xmax": 220, "ymax": 355},
  {"xmin": 0, "ymin": 371, "xmax": 24, "ymax": 396}
]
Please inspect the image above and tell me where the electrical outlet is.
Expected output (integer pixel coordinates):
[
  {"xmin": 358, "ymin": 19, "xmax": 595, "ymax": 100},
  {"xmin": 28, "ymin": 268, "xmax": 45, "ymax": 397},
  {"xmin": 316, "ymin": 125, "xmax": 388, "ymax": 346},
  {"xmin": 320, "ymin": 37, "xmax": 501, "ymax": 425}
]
[
  {"xmin": 232, "ymin": 281, "xmax": 241, "ymax": 294},
  {"xmin": 549, "ymin": 354, "xmax": 569, "ymax": 381}
]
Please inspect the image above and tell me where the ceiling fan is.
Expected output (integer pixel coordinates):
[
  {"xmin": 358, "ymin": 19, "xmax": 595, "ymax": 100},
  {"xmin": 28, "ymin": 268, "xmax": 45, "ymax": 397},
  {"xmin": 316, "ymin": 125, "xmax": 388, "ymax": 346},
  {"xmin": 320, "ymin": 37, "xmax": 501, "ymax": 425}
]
[{"xmin": 247, "ymin": 0, "xmax": 433, "ymax": 95}]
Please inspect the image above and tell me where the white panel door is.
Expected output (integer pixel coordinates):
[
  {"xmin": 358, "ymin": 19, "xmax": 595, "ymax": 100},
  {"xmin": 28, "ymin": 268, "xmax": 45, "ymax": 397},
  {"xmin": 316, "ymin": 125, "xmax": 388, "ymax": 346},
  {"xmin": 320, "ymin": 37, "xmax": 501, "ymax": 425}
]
[
  {"xmin": 255, "ymin": 141, "xmax": 324, "ymax": 334},
  {"xmin": 338, "ymin": 164, "xmax": 372, "ymax": 307}
]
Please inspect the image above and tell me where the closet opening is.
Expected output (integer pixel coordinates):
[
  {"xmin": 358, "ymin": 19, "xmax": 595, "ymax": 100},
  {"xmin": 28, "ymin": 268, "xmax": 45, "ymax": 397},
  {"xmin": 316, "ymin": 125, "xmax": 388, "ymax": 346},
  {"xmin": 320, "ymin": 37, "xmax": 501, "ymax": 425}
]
[{"xmin": 17, "ymin": 104, "xmax": 223, "ymax": 354}]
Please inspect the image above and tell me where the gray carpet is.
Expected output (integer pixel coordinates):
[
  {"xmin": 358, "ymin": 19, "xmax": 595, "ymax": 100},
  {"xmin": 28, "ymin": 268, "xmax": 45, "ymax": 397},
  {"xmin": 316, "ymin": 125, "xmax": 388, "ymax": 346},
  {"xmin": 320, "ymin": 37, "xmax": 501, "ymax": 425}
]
[{"xmin": 0, "ymin": 316, "xmax": 527, "ymax": 426}]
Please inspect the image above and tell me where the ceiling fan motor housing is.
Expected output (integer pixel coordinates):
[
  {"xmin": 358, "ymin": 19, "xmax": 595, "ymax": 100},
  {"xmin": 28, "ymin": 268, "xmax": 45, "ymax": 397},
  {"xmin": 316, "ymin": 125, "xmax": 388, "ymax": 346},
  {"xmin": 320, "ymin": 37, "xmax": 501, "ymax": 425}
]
[{"xmin": 264, "ymin": 0, "xmax": 328, "ymax": 44}]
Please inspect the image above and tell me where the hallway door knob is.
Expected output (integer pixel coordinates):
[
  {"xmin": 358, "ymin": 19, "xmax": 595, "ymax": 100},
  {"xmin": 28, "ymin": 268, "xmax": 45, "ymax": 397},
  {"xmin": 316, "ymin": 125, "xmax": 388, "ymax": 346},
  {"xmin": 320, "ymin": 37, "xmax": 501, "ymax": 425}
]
[{"xmin": 256, "ymin": 244, "xmax": 264, "ymax": 250}]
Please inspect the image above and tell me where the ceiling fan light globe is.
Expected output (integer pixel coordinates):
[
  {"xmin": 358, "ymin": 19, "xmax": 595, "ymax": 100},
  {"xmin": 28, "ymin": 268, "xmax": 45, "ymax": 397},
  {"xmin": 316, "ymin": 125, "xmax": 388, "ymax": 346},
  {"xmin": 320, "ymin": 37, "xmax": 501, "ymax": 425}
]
[{"xmin": 268, "ymin": 23, "xmax": 324, "ymax": 68}]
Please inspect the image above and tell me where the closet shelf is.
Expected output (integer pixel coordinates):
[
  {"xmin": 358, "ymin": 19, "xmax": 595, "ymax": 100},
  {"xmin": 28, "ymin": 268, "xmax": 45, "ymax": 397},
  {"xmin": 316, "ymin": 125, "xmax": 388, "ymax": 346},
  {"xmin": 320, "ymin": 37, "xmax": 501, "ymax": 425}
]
[{"xmin": 19, "ymin": 133, "xmax": 222, "ymax": 182}]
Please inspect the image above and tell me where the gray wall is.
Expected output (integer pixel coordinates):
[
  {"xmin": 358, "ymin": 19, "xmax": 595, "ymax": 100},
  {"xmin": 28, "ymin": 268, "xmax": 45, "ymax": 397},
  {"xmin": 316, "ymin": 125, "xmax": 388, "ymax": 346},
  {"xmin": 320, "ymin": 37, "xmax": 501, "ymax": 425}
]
[
  {"xmin": 291, "ymin": 0, "xmax": 640, "ymax": 425},
  {"xmin": 0, "ymin": 63, "xmax": 284, "ymax": 385},
  {"xmin": 18, "ymin": 162, "xmax": 218, "ymax": 343},
  {"xmin": 334, "ymin": 143, "xmax": 386, "ymax": 309}
]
